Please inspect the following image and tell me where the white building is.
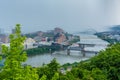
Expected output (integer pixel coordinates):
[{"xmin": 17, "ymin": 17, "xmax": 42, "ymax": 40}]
[
  {"xmin": 0, "ymin": 43, "xmax": 10, "ymax": 54},
  {"xmin": 1, "ymin": 43, "xmax": 10, "ymax": 47},
  {"xmin": 24, "ymin": 38, "xmax": 37, "ymax": 49},
  {"xmin": 39, "ymin": 41, "xmax": 52, "ymax": 46}
]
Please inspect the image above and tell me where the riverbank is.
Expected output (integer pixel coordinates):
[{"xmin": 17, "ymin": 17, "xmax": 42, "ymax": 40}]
[
  {"xmin": 62, "ymin": 59, "xmax": 90, "ymax": 70},
  {"xmin": 25, "ymin": 45, "xmax": 68, "ymax": 56}
]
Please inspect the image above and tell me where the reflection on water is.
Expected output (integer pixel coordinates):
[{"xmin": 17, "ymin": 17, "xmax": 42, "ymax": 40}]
[{"xmin": 24, "ymin": 50, "xmax": 95, "ymax": 67}]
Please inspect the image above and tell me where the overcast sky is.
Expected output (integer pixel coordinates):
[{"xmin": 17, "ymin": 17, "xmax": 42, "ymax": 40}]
[{"xmin": 0, "ymin": 0, "xmax": 120, "ymax": 33}]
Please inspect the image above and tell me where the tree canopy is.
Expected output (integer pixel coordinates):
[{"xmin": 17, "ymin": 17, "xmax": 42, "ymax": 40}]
[{"xmin": 0, "ymin": 24, "xmax": 38, "ymax": 80}]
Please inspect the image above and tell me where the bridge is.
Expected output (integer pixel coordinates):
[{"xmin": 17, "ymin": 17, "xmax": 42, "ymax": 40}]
[
  {"xmin": 67, "ymin": 34, "xmax": 109, "ymax": 57},
  {"xmin": 67, "ymin": 45, "xmax": 98, "ymax": 57},
  {"xmin": 67, "ymin": 40, "xmax": 109, "ymax": 57}
]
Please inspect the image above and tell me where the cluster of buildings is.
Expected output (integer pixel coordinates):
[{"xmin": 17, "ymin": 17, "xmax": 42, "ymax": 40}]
[
  {"xmin": 0, "ymin": 34, "xmax": 9, "ymax": 43},
  {"xmin": 0, "ymin": 27, "xmax": 74, "ymax": 52},
  {"xmin": 95, "ymin": 25, "xmax": 120, "ymax": 43},
  {"xmin": 96, "ymin": 31, "xmax": 120, "ymax": 43},
  {"xmin": 25, "ymin": 27, "xmax": 74, "ymax": 49},
  {"xmin": 107, "ymin": 34, "xmax": 120, "ymax": 41},
  {"xmin": 0, "ymin": 28, "xmax": 9, "ymax": 43}
]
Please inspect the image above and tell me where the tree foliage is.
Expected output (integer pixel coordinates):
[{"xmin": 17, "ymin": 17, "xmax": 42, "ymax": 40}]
[
  {"xmin": 38, "ymin": 58, "xmax": 60, "ymax": 80},
  {"xmin": 0, "ymin": 24, "xmax": 39, "ymax": 80},
  {"xmin": 68, "ymin": 43, "xmax": 120, "ymax": 80}
]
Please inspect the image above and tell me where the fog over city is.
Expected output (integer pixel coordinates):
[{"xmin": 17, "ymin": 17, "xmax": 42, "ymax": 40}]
[{"xmin": 0, "ymin": 0, "xmax": 120, "ymax": 33}]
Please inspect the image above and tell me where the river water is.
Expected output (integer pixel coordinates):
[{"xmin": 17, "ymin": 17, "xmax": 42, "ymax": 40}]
[{"xmin": 24, "ymin": 34, "xmax": 109, "ymax": 67}]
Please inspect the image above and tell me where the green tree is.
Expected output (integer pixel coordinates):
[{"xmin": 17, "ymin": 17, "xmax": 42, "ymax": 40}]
[
  {"xmin": 0, "ymin": 43, "xmax": 2, "ymax": 60},
  {"xmin": 66, "ymin": 71, "xmax": 76, "ymax": 80},
  {"xmin": 71, "ymin": 68, "xmax": 83, "ymax": 79},
  {"xmin": 91, "ymin": 68, "xmax": 107, "ymax": 80},
  {"xmin": 0, "ymin": 24, "xmax": 39, "ymax": 80},
  {"xmin": 59, "ymin": 75, "xmax": 69, "ymax": 80},
  {"xmin": 51, "ymin": 72, "xmax": 59, "ymax": 80},
  {"xmin": 47, "ymin": 58, "xmax": 60, "ymax": 73},
  {"xmin": 38, "ymin": 58, "xmax": 60, "ymax": 80},
  {"xmin": 40, "ymin": 75, "xmax": 47, "ymax": 80},
  {"xmin": 66, "ymin": 43, "xmax": 120, "ymax": 80}
]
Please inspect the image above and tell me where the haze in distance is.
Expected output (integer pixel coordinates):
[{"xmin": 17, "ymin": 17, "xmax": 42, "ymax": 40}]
[{"xmin": 0, "ymin": 0, "xmax": 120, "ymax": 33}]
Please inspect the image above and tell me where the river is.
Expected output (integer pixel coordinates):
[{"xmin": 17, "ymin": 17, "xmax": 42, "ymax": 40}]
[{"xmin": 24, "ymin": 34, "xmax": 109, "ymax": 67}]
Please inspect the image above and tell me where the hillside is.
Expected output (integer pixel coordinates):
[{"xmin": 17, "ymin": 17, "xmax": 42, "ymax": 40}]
[
  {"xmin": 110, "ymin": 25, "xmax": 120, "ymax": 31},
  {"xmin": 95, "ymin": 25, "xmax": 120, "ymax": 44},
  {"xmin": 61, "ymin": 43, "xmax": 120, "ymax": 80}
]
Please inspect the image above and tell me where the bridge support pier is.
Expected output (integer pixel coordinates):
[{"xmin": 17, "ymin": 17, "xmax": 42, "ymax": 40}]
[
  {"xmin": 81, "ymin": 50, "xmax": 85, "ymax": 57},
  {"xmin": 49, "ymin": 49, "xmax": 52, "ymax": 55},
  {"xmin": 67, "ymin": 49, "xmax": 70, "ymax": 55},
  {"xmin": 80, "ymin": 44, "xmax": 86, "ymax": 57}
]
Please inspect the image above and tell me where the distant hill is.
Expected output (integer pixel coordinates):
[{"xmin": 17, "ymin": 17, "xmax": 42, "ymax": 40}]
[
  {"xmin": 75, "ymin": 29, "xmax": 97, "ymax": 35},
  {"xmin": 95, "ymin": 25, "xmax": 120, "ymax": 44},
  {"xmin": 110, "ymin": 25, "xmax": 120, "ymax": 31}
]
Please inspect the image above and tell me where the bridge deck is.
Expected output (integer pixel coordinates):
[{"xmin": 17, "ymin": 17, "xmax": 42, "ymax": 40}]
[{"xmin": 68, "ymin": 47, "xmax": 99, "ymax": 53}]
